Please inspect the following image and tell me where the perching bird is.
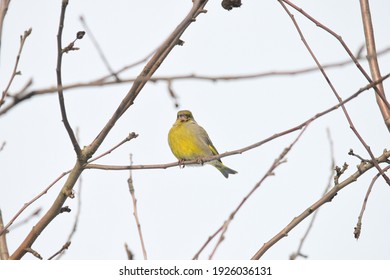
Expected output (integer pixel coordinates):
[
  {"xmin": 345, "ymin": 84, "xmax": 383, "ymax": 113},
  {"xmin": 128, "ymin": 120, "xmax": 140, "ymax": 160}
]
[{"xmin": 168, "ymin": 110, "xmax": 237, "ymax": 178}]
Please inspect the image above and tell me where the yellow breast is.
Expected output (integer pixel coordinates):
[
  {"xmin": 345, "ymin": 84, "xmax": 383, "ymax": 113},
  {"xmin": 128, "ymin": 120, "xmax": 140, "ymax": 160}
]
[{"xmin": 168, "ymin": 122, "xmax": 210, "ymax": 160}]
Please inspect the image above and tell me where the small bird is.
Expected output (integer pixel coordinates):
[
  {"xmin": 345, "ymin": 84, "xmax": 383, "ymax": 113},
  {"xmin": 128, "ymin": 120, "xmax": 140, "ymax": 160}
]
[{"xmin": 168, "ymin": 110, "xmax": 237, "ymax": 178}]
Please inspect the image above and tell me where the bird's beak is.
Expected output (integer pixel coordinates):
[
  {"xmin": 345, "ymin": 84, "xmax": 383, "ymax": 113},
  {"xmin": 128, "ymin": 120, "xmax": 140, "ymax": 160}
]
[{"xmin": 178, "ymin": 114, "xmax": 187, "ymax": 122}]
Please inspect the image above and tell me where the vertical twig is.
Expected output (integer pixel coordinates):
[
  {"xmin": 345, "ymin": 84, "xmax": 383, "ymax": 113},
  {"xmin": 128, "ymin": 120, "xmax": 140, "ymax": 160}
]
[
  {"xmin": 0, "ymin": 209, "xmax": 9, "ymax": 259},
  {"xmin": 354, "ymin": 165, "xmax": 390, "ymax": 239},
  {"xmin": 0, "ymin": 28, "xmax": 32, "ymax": 107},
  {"xmin": 124, "ymin": 243, "xmax": 134, "ymax": 260},
  {"xmin": 0, "ymin": 0, "xmax": 11, "ymax": 58},
  {"xmin": 79, "ymin": 15, "xmax": 120, "ymax": 81},
  {"xmin": 0, "ymin": 141, "xmax": 5, "ymax": 152},
  {"xmin": 359, "ymin": 0, "xmax": 390, "ymax": 130},
  {"xmin": 56, "ymin": 0, "xmax": 81, "ymax": 156},
  {"xmin": 290, "ymin": 128, "xmax": 335, "ymax": 259},
  {"xmin": 127, "ymin": 154, "xmax": 147, "ymax": 260}
]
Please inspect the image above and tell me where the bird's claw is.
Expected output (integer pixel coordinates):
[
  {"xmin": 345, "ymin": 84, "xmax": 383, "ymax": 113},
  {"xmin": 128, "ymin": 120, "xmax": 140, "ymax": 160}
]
[{"xmin": 178, "ymin": 159, "xmax": 185, "ymax": 169}]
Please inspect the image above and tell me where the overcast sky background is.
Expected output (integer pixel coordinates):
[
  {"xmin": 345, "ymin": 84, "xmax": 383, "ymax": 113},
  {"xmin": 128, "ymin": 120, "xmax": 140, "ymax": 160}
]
[{"xmin": 1, "ymin": 1, "xmax": 390, "ymax": 260}]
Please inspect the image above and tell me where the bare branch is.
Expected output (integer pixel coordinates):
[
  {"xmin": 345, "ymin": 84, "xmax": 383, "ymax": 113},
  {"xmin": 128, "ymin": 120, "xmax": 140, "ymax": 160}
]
[
  {"xmin": 55, "ymin": 0, "xmax": 81, "ymax": 156},
  {"xmin": 0, "ymin": 0, "xmax": 11, "ymax": 61},
  {"xmin": 48, "ymin": 241, "xmax": 71, "ymax": 260},
  {"xmin": 84, "ymin": 0, "xmax": 209, "ymax": 160},
  {"xmin": 354, "ymin": 164, "xmax": 390, "ymax": 239},
  {"xmin": 359, "ymin": 0, "xmax": 390, "ymax": 129},
  {"xmin": 281, "ymin": 0, "xmax": 390, "ymax": 125},
  {"xmin": 290, "ymin": 128, "xmax": 335, "ymax": 260},
  {"xmin": 9, "ymin": 0, "xmax": 210, "ymax": 260},
  {"xmin": 0, "ymin": 28, "xmax": 32, "ymax": 108},
  {"xmin": 0, "ymin": 171, "xmax": 69, "ymax": 237},
  {"xmin": 0, "ymin": 209, "xmax": 9, "ymax": 259},
  {"xmin": 279, "ymin": 0, "xmax": 390, "ymax": 186},
  {"xmin": 124, "ymin": 243, "xmax": 134, "ymax": 260},
  {"xmin": 8, "ymin": 208, "xmax": 41, "ymax": 231},
  {"xmin": 207, "ymin": 126, "xmax": 307, "ymax": 260},
  {"xmin": 24, "ymin": 247, "xmax": 42, "ymax": 260},
  {"xmin": 0, "ymin": 141, "xmax": 5, "ymax": 152},
  {"xmin": 251, "ymin": 149, "xmax": 390, "ymax": 259},
  {"xmin": 84, "ymin": 73, "xmax": 390, "ymax": 172},
  {"xmin": 87, "ymin": 132, "xmax": 138, "ymax": 165},
  {"xmin": 127, "ymin": 154, "xmax": 147, "ymax": 260},
  {"xmin": 79, "ymin": 15, "xmax": 120, "ymax": 81},
  {"xmin": 2, "ymin": 46, "xmax": 390, "ymax": 116}
]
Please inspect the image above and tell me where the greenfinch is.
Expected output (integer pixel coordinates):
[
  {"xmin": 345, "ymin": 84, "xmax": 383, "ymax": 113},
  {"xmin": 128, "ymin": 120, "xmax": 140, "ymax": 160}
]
[{"xmin": 168, "ymin": 110, "xmax": 237, "ymax": 178}]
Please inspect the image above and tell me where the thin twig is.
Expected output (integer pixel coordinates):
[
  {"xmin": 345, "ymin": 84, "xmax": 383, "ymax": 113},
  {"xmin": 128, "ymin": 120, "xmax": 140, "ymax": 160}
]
[
  {"xmin": 354, "ymin": 164, "xmax": 390, "ymax": 239},
  {"xmin": 86, "ymin": 132, "xmax": 138, "ymax": 164},
  {"xmin": 55, "ymin": 0, "xmax": 81, "ymax": 156},
  {"xmin": 8, "ymin": 208, "xmax": 41, "ymax": 231},
  {"xmin": 281, "ymin": 0, "xmax": 390, "ymax": 112},
  {"xmin": 79, "ymin": 15, "xmax": 120, "ymax": 81},
  {"xmin": 279, "ymin": 0, "xmax": 390, "ymax": 187},
  {"xmin": 2, "ymin": 46, "xmax": 390, "ymax": 116},
  {"xmin": 48, "ymin": 241, "xmax": 71, "ymax": 260},
  {"xmin": 206, "ymin": 126, "xmax": 308, "ymax": 260},
  {"xmin": 0, "ymin": 28, "xmax": 32, "ymax": 107},
  {"xmin": 127, "ymin": 154, "xmax": 147, "ymax": 260},
  {"xmin": 290, "ymin": 128, "xmax": 335, "ymax": 260},
  {"xmin": 167, "ymin": 80, "xmax": 179, "ymax": 108},
  {"xmin": 124, "ymin": 243, "xmax": 134, "ymax": 260},
  {"xmin": 0, "ymin": 171, "xmax": 69, "ymax": 237},
  {"xmin": 24, "ymin": 247, "xmax": 42, "ymax": 260},
  {"xmin": 0, "ymin": 141, "xmax": 5, "ymax": 152},
  {"xmin": 251, "ymin": 149, "xmax": 390, "ymax": 259}
]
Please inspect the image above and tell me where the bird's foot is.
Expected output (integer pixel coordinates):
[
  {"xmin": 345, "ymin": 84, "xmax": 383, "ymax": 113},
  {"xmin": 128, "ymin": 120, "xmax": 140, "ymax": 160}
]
[
  {"xmin": 196, "ymin": 157, "xmax": 205, "ymax": 165},
  {"xmin": 178, "ymin": 159, "xmax": 186, "ymax": 169}
]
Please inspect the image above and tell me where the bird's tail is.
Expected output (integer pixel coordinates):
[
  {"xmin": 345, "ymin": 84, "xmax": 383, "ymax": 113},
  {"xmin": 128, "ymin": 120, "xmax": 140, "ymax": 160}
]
[{"xmin": 211, "ymin": 161, "xmax": 238, "ymax": 179}]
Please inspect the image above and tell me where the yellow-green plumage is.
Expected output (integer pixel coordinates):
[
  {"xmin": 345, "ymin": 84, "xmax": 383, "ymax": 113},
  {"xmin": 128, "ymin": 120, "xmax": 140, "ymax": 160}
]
[{"xmin": 168, "ymin": 110, "xmax": 237, "ymax": 178}]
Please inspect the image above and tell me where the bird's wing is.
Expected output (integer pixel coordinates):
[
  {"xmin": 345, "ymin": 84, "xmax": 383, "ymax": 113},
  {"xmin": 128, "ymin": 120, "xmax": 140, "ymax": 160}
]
[{"xmin": 196, "ymin": 124, "xmax": 222, "ymax": 162}]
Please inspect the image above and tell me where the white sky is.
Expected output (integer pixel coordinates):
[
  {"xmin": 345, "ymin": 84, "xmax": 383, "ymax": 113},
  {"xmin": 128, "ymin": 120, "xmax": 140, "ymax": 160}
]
[{"xmin": 1, "ymin": 0, "xmax": 390, "ymax": 260}]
